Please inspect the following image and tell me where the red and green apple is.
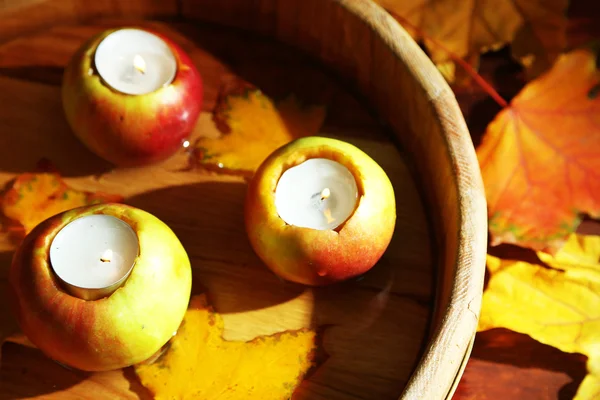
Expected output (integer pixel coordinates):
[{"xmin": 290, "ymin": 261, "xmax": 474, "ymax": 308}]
[
  {"xmin": 245, "ymin": 136, "xmax": 396, "ymax": 286},
  {"xmin": 61, "ymin": 28, "xmax": 203, "ymax": 167},
  {"xmin": 8, "ymin": 203, "xmax": 192, "ymax": 371}
]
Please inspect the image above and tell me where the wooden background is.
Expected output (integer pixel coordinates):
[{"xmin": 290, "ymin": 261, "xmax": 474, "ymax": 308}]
[{"xmin": 0, "ymin": 15, "xmax": 437, "ymax": 400}]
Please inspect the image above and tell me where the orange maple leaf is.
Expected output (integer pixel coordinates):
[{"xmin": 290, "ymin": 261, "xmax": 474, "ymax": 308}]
[
  {"xmin": 376, "ymin": 0, "xmax": 568, "ymax": 80},
  {"xmin": 477, "ymin": 49, "xmax": 600, "ymax": 254},
  {"xmin": 0, "ymin": 172, "xmax": 123, "ymax": 236}
]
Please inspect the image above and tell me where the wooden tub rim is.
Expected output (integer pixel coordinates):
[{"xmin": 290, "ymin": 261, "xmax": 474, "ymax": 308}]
[{"xmin": 354, "ymin": 3, "xmax": 489, "ymax": 398}]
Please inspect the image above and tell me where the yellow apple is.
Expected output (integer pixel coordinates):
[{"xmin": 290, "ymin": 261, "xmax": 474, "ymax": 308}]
[
  {"xmin": 245, "ymin": 136, "xmax": 396, "ymax": 286},
  {"xmin": 8, "ymin": 203, "xmax": 192, "ymax": 371}
]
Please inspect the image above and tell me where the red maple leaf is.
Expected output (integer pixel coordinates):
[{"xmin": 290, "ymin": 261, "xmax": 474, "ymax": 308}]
[{"xmin": 477, "ymin": 49, "xmax": 600, "ymax": 254}]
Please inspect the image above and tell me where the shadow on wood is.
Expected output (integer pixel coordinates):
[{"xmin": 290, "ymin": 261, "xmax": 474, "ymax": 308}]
[
  {"xmin": 0, "ymin": 66, "xmax": 113, "ymax": 177},
  {"xmin": 0, "ymin": 251, "xmax": 20, "ymax": 346},
  {"xmin": 0, "ymin": 66, "xmax": 64, "ymax": 87},
  {"xmin": 0, "ymin": 343, "xmax": 88, "ymax": 399},
  {"xmin": 126, "ymin": 180, "xmax": 307, "ymax": 315},
  {"xmin": 0, "ymin": 250, "xmax": 86, "ymax": 399},
  {"xmin": 165, "ymin": 22, "xmax": 386, "ymax": 141},
  {"xmin": 455, "ymin": 328, "xmax": 587, "ymax": 400},
  {"xmin": 294, "ymin": 261, "xmax": 431, "ymax": 400},
  {"xmin": 122, "ymin": 366, "xmax": 153, "ymax": 400}
]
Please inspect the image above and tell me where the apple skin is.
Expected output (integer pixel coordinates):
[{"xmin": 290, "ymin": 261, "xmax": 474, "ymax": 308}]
[
  {"xmin": 245, "ymin": 136, "xmax": 396, "ymax": 286},
  {"xmin": 8, "ymin": 203, "xmax": 192, "ymax": 371},
  {"xmin": 62, "ymin": 28, "xmax": 203, "ymax": 167}
]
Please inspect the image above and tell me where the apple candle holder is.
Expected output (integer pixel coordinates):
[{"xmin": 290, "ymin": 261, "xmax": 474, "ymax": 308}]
[
  {"xmin": 244, "ymin": 136, "xmax": 396, "ymax": 286},
  {"xmin": 61, "ymin": 27, "xmax": 203, "ymax": 167},
  {"xmin": 8, "ymin": 203, "xmax": 192, "ymax": 372}
]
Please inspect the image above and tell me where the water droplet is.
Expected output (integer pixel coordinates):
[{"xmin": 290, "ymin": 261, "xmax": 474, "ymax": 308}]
[{"xmin": 182, "ymin": 140, "xmax": 190, "ymax": 148}]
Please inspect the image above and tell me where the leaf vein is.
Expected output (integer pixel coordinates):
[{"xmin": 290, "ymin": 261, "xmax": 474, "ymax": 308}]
[{"xmin": 517, "ymin": 112, "xmax": 600, "ymax": 180}]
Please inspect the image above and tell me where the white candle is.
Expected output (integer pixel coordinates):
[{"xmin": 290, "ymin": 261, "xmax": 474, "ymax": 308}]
[
  {"xmin": 49, "ymin": 215, "xmax": 139, "ymax": 297},
  {"xmin": 94, "ymin": 28, "xmax": 177, "ymax": 95},
  {"xmin": 275, "ymin": 158, "xmax": 358, "ymax": 230}
]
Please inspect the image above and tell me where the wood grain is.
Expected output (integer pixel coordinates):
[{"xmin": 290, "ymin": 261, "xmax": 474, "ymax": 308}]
[
  {"xmin": 183, "ymin": 2, "xmax": 489, "ymax": 397},
  {"xmin": 0, "ymin": 20, "xmax": 431, "ymax": 400},
  {"xmin": 0, "ymin": 0, "xmax": 178, "ymax": 46},
  {"xmin": 0, "ymin": 1, "xmax": 488, "ymax": 399}
]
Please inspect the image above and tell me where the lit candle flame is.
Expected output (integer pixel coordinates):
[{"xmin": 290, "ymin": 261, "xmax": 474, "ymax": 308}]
[
  {"xmin": 320, "ymin": 188, "xmax": 331, "ymax": 201},
  {"xmin": 100, "ymin": 249, "xmax": 113, "ymax": 263},
  {"xmin": 133, "ymin": 55, "xmax": 146, "ymax": 74}
]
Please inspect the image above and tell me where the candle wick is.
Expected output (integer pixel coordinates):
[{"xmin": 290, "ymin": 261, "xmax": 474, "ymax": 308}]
[
  {"xmin": 320, "ymin": 188, "xmax": 331, "ymax": 201},
  {"xmin": 100, "ymin": 249, "xmax": 113, "ymax": 263}
]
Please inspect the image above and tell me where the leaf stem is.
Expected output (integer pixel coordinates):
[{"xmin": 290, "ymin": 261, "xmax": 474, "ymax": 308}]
[{"xmin": 389, "ymin": 12, "xmax": 509, "ymax": 108}]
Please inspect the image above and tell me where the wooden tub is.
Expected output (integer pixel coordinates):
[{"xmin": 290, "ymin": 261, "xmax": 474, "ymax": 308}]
[{"xmin": 0, "ymin": 0, "xmax": 487, "ymax": 399}]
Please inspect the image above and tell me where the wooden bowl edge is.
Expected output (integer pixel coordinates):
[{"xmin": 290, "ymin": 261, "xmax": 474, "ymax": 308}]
[{"xmin": 335, "ymin": 2, "xmax": 488, "ymax": 398}]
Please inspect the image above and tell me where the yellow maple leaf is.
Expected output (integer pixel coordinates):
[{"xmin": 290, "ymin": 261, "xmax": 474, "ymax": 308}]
[
  {"xmin": 193, "ymin": 88, "xmax": 326, "ymax": 175},
  {"xmin": 0, "ymin": 172, "xmax": 123, "ymax": 235},
  {"xmin": 134, "ymin": 294, "xmax": 319, "ymax": 400},
  {"xmin": 375, "ymin": 0, "xmax": 568, "ymax": 80},
  {"xmin": 478, "ymin": 233, "xmax": 600, "ymax": 399}
]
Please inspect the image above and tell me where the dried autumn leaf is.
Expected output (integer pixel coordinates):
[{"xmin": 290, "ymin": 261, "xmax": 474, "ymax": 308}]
[
  {"xmin": 193, "ymin": 88, "xmax": 326, "ymax": 175},
  {"xmin": 435, "ymin": 54, "xmax": 479, "ymax": 86},
  {"xmin": 135, "ymin": 294, "xmax": 320, "ymax": 400},
  {"xmin": 375, "ymin": 0, "xmax": 568, "ymax": 81},
  {"xmin": 0, "ymin": 172, "xmax": 123, "ymax": 235},
  {"xmin": 478, "ymin": 233, "xmax": 600, "ymax": 400},
  {"xmin": 510, "ymin": 0, "xmax": 570, "ymax": 79},
  {"xmin": 477, "ymin": 49, "xmax": 600, "ymax": 253}
]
